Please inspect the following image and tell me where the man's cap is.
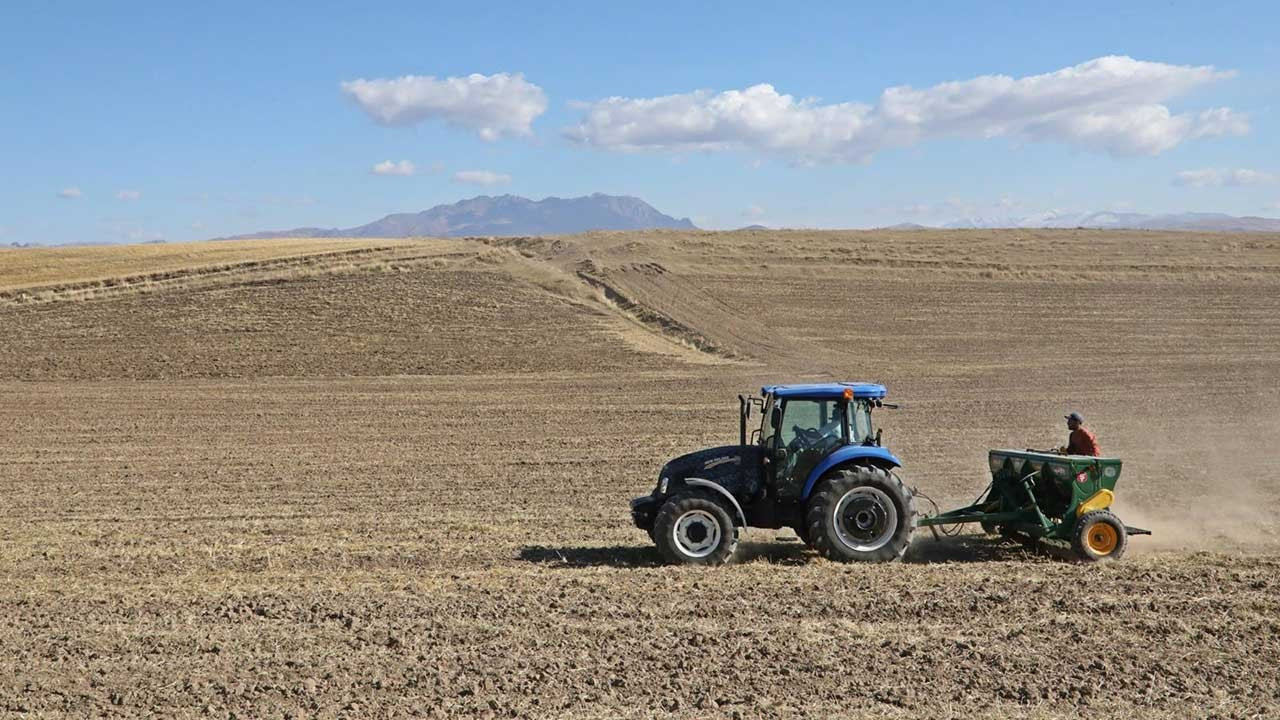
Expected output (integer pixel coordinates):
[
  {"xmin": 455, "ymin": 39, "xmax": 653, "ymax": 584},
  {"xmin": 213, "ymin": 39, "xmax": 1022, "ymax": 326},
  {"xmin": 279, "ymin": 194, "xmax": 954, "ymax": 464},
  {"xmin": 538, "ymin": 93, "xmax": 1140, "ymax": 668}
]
[{"xmin": 1065, "ymin": 411, "xmax": 1084, "ymax": 423}]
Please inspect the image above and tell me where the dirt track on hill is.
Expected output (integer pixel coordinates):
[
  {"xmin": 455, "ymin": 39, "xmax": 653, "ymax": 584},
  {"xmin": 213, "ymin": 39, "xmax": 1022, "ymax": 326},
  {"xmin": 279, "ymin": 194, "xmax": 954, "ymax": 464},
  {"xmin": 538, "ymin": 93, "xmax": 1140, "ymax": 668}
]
[{"xmin": 2, "ymin": 229, "xmax": 1279, "ymax": 718}]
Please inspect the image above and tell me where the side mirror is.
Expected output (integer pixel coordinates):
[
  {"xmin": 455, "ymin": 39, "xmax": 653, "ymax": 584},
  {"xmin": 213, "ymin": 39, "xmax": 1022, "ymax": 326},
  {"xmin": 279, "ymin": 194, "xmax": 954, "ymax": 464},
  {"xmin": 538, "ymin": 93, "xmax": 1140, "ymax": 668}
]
[{"xmin": 770, "ymin": 407, "xmax": 781, "ymax": 429}]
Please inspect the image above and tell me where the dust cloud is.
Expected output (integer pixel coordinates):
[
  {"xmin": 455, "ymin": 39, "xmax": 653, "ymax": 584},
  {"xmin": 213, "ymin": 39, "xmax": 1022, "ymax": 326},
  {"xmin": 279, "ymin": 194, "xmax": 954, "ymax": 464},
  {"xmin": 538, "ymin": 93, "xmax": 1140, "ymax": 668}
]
[{"xmin": 1116, "ymin": 405, "xmax": 1280, "ymax": 552}]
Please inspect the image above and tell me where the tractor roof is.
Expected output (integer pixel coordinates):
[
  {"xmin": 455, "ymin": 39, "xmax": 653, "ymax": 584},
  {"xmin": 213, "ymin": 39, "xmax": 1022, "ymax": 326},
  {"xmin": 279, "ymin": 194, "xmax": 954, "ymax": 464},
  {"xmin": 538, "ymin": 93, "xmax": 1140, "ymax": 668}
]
[{"xmin": 762, "ymin": 382, "xmax": 887, "ymax": 400}]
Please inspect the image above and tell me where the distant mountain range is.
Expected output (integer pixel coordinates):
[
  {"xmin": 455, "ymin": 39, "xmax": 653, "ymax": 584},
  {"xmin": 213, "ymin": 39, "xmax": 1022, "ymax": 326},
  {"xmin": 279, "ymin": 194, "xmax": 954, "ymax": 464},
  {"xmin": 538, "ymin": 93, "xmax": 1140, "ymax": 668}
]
[
  {"xmin": 223, "ymin": 193, "xmax": 696, "ymax": 239},
  {"xmin": 936, "ymin": 211, "xmax": 1280, "ymax": 232}
]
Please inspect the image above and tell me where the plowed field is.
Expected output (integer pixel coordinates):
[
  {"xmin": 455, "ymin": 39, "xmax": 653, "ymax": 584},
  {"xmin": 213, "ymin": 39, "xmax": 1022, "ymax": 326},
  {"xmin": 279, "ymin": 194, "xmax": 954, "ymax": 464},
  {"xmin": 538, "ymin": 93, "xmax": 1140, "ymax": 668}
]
[{"xmin": 2, "ymin": 229, "xmax": 1278, "ymax": 718}]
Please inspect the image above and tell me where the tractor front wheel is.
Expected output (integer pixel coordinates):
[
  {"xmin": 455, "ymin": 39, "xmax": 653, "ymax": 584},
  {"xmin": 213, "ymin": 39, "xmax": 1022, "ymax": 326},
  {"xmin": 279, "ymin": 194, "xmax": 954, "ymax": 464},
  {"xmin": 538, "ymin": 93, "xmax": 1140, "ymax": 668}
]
[
  {"xmin": 1072, "ymin": 510, "xmax": 1128, "ymax": 562},
  {"xmin": 806, "ymin": 466, "xmax": 916, "ymax": 563},
  {"xmin": 652, "ymin": 493, "xmax": 739, "ymax": 565}
]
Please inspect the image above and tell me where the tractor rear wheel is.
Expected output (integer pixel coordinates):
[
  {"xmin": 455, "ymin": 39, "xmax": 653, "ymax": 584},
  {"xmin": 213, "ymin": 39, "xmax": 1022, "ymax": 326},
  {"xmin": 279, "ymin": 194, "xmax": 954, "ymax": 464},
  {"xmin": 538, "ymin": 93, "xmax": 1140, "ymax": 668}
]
[
  {"xmin": 652, "ymin": 493, "xmax": 739, "ymax": 565},
  {"xmin": 1072, "ymin": 510, "xmax": 1128, "ymax": 562},
  {"xmin": 806, "ymin": 466, "xmax": 916, "ymax": 563}
]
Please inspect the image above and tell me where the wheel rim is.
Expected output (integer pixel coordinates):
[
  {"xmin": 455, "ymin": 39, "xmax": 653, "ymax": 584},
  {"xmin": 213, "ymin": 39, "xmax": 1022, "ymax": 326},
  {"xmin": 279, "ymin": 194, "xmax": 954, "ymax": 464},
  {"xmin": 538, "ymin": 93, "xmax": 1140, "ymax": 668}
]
[
  {"xmin": 1086, "ymin": 522, "xmax": 1118, "ymax": 555},
  {"xmin": 833, "ymin": 486, "xmax": 898, "ymax": 552},
  {"xmin": 672, "ymin": 510, "xmax": 721, "ymax": 558}
]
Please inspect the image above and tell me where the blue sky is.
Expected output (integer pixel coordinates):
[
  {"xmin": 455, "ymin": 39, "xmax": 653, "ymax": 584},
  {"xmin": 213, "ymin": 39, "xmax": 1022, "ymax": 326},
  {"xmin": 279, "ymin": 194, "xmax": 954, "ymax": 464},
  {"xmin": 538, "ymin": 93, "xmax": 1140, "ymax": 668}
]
[{"xmin": 2, "ymin": 1, "xmax": 1277, "ymax": 244}]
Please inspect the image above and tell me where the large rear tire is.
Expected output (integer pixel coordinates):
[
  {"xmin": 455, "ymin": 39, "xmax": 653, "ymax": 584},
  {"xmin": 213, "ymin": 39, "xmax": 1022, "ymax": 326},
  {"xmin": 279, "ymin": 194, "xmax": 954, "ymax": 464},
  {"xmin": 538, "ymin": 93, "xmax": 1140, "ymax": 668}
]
[
  {"xmin": 806, "ymin": 466, "xmax": 916, "ymax": 563},
  {"xmin": 1072, "ymin": 510, "xmax": 1128, "ymax": 562},
  {"xmin": 652, "ymin": 493, "xmax": 739, "ymax": 565}
]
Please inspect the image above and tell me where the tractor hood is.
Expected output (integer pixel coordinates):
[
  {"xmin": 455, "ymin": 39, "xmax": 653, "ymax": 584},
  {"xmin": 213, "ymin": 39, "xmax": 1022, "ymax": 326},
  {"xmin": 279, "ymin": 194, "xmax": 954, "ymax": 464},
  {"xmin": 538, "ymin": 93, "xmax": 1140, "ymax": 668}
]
[
  {"xmin": 659, "ymin": 445, "xmax": 750, "ymax": 482},
  {"xmin": 656, "ymin": 444, "xmax": 764, "ymax": 506}
]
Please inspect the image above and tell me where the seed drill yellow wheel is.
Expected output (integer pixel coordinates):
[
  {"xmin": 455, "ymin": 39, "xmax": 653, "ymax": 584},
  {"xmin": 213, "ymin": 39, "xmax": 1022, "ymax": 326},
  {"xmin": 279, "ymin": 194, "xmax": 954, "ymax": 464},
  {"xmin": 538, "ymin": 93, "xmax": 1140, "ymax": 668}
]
[
  {"xmin": 1087, "ymin": 523, "xmax": 1118, "ymax": 555},
  {"xmin": 1072, "ymin": 510, "xmax": 1128, "ymax": 562}
]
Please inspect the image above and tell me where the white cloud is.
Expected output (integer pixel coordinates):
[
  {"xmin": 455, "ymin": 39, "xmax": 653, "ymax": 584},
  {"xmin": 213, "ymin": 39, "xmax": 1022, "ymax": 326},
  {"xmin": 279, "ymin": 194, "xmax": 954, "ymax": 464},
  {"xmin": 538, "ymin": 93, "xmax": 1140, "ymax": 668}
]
[
  {"xmin": 116, "ymin": 189, "xmax": 141, "ymax": 201},
  {"xmin": 1173, "ymin": 167, "xmax": 1276, "ymax": 187},
  {"xmin": 371, "ymin": 160, "xmax": 416, "ymax": 176},
  {"xmin": 1233, "ymin": 169, "xmax": 1276, "ymax": 185},
  {"xmin": 1266, "ymin": 200, "xmax": 1280, "ymax": 211},
  {"xmin": 341, "ymin": 72, "xmax": 547, "ymax": 141},
  {"xmin": 57, "ymin": 187, "xmax": 82, "ymax": 199},
  {"xmin": 742, "ymin": 204, "xmax": 766, "ymax": 218},
  {"xmin": 565, "ymin": 56, "xmax": 1246, "ymax": 162},
  {"xmin": 453, "ymin": 170, "xmax": 511, "ymax": 185}
]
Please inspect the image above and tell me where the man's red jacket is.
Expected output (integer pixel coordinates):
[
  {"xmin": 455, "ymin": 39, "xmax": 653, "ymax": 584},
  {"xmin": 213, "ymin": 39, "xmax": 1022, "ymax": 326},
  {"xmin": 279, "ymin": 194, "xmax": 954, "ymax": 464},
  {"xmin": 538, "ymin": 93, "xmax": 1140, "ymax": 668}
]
[{"xmin": 1067, "ymin": 427, "xmax": 1100, "ymax": 456}]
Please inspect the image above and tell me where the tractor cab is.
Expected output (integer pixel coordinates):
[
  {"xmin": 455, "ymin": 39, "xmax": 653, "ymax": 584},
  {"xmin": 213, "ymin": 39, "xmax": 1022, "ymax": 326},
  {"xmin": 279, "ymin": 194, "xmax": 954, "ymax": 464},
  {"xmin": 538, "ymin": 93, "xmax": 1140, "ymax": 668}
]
[{"xmin": 749, "ymin": 383, "xmax": 894, "ymax": 501}]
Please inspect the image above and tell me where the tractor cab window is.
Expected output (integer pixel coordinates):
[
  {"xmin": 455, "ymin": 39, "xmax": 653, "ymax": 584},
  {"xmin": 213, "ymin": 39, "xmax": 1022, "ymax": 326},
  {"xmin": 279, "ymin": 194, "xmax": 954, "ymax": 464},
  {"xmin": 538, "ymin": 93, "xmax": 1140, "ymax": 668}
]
[
  {"xmin": 773, "ymin": 399, "xmax": 846, "ymax": 499},
  {"xmin": 759, "ymin": 395, "xmax": 777, "ymax": 448},
  {"xmin": 849, "ymin": 401, "xmax": 874, "ymax": 444},
  {"xmin": 778, "ymin": 400, "xmax": 845, "ymax": 452}
]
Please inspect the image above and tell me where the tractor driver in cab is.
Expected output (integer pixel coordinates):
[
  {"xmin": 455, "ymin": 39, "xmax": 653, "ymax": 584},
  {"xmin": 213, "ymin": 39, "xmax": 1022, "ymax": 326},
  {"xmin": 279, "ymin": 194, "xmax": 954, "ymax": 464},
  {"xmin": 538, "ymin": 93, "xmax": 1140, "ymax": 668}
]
[
  {"xmin": 1060, "ymin": 411, "xmax": 1100, "ymax": 456},
  {"xmin": 772, "ymin": 399, "xmax": 847, "ymax": 499}
]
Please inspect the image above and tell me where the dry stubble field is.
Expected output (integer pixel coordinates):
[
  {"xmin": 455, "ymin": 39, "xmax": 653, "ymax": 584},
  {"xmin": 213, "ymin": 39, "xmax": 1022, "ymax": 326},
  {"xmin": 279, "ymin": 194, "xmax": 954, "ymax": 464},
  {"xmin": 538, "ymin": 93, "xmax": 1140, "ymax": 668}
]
[{"xmin": 2, "ymin": 229, "xmax": 1279, "ymax": 719}]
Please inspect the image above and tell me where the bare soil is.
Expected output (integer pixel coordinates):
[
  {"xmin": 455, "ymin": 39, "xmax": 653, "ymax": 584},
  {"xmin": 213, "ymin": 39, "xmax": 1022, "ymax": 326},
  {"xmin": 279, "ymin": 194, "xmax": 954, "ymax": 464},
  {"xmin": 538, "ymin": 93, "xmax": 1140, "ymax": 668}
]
[{"xmin": 2, "ymin": 229, "xmax": 1278, "ymax": 718}]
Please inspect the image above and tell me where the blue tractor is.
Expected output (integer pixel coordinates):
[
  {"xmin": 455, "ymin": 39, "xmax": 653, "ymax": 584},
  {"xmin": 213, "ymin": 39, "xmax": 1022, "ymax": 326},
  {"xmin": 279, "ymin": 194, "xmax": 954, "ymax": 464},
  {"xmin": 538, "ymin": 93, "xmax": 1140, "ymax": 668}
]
[{"xmin": 631, "ymin": 382, "xmax": 916, "ymax": 565}]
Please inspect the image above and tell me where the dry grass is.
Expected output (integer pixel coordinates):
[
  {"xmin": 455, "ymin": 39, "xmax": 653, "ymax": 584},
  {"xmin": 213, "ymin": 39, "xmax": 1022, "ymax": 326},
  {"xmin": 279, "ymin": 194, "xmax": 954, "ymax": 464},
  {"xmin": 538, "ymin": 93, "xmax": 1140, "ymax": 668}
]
[
  {"xmin": 0, "ymin": 237, "xmax": 423, "ymax": 293},
  {"xmin": 0, "ymin": 237, "xmax": 486, "ymax": 306}
]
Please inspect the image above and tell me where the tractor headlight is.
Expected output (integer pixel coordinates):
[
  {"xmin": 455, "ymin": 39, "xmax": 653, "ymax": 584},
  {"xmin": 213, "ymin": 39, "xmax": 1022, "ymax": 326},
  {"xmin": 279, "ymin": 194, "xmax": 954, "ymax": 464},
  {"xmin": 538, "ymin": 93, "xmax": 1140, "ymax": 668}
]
[{"xmin": 659, "ymin": 477, "xmax": 669, "ymax": 495}]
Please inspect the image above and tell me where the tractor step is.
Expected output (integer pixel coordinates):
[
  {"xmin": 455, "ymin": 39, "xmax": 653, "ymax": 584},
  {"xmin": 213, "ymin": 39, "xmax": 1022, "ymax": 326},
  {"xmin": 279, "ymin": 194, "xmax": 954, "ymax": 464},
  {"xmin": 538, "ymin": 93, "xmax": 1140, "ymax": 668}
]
[{"xmin": 1124, "ymin": 525, "xmax": 1152, "ymax": 536}]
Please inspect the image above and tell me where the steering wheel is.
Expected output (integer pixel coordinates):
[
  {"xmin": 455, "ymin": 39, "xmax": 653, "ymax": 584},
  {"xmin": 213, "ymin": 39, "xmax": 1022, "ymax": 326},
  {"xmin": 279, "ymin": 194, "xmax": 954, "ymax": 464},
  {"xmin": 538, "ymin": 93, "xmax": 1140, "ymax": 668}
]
[{"xmin": 790, "ymin": 425, "xmax": 823, "ymax": 450}]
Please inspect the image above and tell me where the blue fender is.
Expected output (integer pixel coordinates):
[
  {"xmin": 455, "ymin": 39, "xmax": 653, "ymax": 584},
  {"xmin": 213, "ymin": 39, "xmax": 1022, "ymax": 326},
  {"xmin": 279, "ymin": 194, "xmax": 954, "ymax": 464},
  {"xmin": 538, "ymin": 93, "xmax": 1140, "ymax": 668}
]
[{"xmin": 801, "ymin": 446, "xmax": 902, "ymax": 500}]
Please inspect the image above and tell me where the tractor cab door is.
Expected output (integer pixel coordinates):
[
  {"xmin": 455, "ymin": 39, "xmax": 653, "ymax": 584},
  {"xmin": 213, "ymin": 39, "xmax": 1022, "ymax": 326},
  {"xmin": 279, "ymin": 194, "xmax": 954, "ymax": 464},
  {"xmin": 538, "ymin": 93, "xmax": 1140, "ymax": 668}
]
[{"xmin": 765, "ymin": 398, "xmax": 846, "ymax": 501}]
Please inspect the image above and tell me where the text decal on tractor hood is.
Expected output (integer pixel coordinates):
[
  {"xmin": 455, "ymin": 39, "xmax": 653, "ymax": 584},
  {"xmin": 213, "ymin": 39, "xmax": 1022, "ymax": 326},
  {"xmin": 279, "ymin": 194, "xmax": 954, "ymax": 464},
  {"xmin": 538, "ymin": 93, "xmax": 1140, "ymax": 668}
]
[{"xmin": 704, "ymin": 456, "xmax": 741, "ymax": 470}]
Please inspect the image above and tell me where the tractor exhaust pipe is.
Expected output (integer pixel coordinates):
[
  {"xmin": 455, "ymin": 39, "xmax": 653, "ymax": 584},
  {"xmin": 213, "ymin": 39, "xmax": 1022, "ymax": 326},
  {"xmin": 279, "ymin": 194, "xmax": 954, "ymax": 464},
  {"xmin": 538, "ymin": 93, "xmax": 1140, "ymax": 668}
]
[{"xmin": 738, "ymin": 395, "xmax": 749, "ymax": 446}]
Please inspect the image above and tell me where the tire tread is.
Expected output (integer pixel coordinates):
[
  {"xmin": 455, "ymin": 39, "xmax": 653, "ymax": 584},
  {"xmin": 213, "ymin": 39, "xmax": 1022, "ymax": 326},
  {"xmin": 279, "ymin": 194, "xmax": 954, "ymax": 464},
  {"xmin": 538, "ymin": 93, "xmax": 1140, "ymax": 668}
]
[
  {"xmin": 652, "ymin": 492, "xmax": 740, "ymax": 565},
  {"xmin": 1071, "ymin": 510, "xmax": 1128, "ymax": 562},
  {"xmin": 805, "ymin": 465, "xmax": 916, "ymax": 563}
]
